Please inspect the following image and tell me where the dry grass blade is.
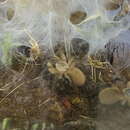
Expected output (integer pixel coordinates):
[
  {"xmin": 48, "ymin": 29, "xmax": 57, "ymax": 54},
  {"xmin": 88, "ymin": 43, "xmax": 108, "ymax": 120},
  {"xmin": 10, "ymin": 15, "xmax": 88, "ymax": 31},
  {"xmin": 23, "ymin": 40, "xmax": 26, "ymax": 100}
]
[
  {"xmin": 0, "ymin": 82, "xmax": 12, "ymax": 91},
  {"xmin": 38, "ymin": 98, "xmax": 51, "ymax": 107},
  {"xmin": 88, "ymin": 56, "xmax": 108, "ymax": 69},
  {"xmin": 0, "ymin": 82, "xmax": 24, "ymax": 105},
  {"xmin": 87, "ymin": 56, "xmax": 109, "ymax": 82}
]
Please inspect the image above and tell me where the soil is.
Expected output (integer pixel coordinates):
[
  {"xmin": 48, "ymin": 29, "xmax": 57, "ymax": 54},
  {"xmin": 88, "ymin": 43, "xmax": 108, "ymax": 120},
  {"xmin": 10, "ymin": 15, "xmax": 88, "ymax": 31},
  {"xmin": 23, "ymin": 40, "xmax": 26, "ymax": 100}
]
[{"xmin": 1, "ymin": 37, "xmax": 130, "ymax": 130}]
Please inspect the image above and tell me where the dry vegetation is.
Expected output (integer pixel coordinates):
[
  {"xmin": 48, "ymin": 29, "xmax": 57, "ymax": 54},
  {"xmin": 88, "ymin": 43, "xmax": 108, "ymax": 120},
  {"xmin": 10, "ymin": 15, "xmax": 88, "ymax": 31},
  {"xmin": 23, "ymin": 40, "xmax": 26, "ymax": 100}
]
[{"xmin": 0, "ymin": 0, "xmax": 130, "ymax": 130}]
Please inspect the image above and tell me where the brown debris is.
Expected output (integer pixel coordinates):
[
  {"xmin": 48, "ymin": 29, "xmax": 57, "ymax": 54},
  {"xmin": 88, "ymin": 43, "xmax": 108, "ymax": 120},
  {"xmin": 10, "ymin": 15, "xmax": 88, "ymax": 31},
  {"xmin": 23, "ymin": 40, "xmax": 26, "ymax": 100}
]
[{"xmin": 70, "ymin": 11, "xmax": 87, "ymax": 25}]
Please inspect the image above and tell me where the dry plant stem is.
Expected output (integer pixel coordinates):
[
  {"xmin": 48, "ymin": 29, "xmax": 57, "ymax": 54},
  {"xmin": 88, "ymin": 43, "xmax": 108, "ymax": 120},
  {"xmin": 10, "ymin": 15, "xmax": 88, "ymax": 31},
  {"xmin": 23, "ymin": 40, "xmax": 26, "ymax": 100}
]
[
  {"xmin": 80, "ymin": 115, "xmax": 93, "ymax": 120},
  {"xmin": 98, "ymin": 72, "xmax": 104, "ymax": 82},
  {"xmin": 0, "ymin": 83, "xmax": 12, "ymax": 91},
  {"xmin": 91, "ymin": 66, "xmax": 97, "ymax": 82},
  {"xmin": 88, "ymin": 56, "xmax": 109, "ymax": 82},
  {"xmin": 38, "ymin": 98, "xmax": 52, "ymax": 107},
  {"xmin": 0, "ymin": 76, "xmax": 22, "ymax": 92},
  {"xmin": 0, "ymin": 76, "xmax": 40, "ymax": 110},
  {"xmin": 0, "ymin": 82, "xmax": 24, "ymax": 105}
]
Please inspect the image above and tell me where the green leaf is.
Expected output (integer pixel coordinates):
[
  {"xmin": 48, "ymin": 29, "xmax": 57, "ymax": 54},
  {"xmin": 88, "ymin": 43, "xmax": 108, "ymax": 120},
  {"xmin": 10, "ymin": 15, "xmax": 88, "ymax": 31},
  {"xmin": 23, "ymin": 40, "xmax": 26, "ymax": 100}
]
[{"xmin": 31, "ymin": 123, "xmax": 42, "ymax": 130}]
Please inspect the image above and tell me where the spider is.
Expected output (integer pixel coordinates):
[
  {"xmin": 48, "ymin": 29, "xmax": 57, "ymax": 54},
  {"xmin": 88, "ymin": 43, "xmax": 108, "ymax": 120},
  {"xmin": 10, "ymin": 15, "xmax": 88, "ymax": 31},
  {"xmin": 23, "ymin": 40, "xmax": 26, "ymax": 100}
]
[
  {"xmin": 47, "ymin": 53, "xmax": 86, "ymax": 86},
  {"xmin": 11, "ymin": 29, "xmax": 42, "ymax": 73},
  {"xmin": 24, "ymin": 29, "xmax": 41, "ymax": 61}
]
